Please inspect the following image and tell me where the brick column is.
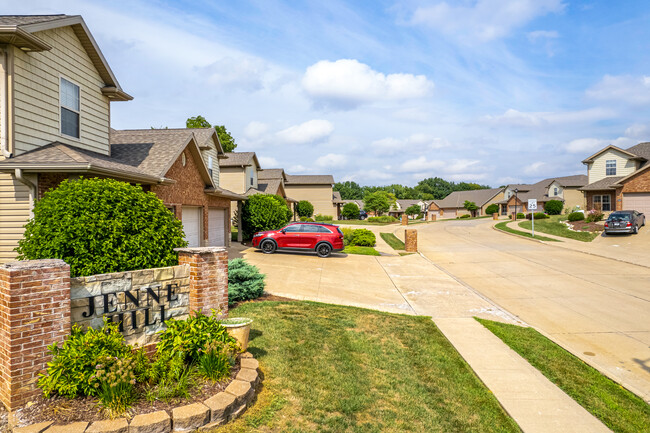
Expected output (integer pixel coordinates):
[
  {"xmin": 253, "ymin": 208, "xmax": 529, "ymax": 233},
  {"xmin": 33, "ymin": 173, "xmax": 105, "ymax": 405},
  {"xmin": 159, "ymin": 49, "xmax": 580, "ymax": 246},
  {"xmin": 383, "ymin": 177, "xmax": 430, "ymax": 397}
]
[
  {"xmin": 176, "ymin": 247, "xmax": 229, "ymax": 316},
  {"xmin": 493, "ymin": 213, "xmax": 499, "ymax": 220},
  {"xmin": 401, "ymin": 215, "xmax": 408, "ymax": 225},
  {"xmin": 405, "ymin": 229, "xmax": 418, "ymax": 252},
  {"xmin": 0, "ymin": 259, "xmax": 70, "ymax": 410}
]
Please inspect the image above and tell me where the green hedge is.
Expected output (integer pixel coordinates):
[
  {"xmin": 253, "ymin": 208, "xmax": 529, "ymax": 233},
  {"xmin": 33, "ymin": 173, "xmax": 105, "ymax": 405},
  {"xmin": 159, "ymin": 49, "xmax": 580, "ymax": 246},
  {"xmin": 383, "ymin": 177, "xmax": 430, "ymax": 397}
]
[
  {"xmin": 367, "ymin": 216, "xmax": 398, "ymax": 223},
  {"xmin": 544, "ymin": 200, "xmax": 563, "ymax": 215},
  {"xmin": 568, "ymin": 211, "xmax": 585, "ymax": 221},
  {"xmin": 350, "ymin": 229, "xmax": 376, "ymax": 247},
  {"xmin": 16, "ymin": 178, "xmax": 186, "ymax": 277},
  {"xmin": 314, "ymin": 214, "xmax": 334, "ymax": 221},
  {"xmin": 296, "ymin": 200, "xmax": 314, "ymax": 218},
  {"xmin": 241, "ymin": 194, "xmax": 290, "ymax": 239},
  {"xmin": 228, "ymin": 258, "xmax": 266, "ymax": 306},
  {"xmin": 485, "ymin": 203, "xmax": 499, "ymax": 215}
]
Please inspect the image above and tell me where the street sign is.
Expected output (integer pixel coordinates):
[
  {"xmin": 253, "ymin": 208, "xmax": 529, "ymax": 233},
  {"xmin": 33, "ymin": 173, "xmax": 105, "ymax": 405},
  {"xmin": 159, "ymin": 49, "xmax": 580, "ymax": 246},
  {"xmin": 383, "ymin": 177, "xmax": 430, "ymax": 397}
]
[{"xmin": 528, "ymin": 199, "xmax": 537, "ymax": 210}]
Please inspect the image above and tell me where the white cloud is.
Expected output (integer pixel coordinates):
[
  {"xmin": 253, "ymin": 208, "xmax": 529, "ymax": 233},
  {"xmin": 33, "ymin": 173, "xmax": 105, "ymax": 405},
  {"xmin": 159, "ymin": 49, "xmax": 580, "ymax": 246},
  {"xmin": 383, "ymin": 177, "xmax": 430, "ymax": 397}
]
[
  {"xmin": 257, "ymin": 156, "xmax": 278, "ymax": 168},
  {"xmin": 565, "ymin": 138, "xmax": 608, "ymax": 154},
  {"xmin": 288, "ymin": 164, "xmax": 308, "ymax": 173},
  {"xmin": 199, "ymin": 56, "xmax": 268, "ymax": 91},
  {"xmin": 586, "ymin": 75, "xmax": 650, "ymax": 105},
  {"xmin": 398, "ymin": 157, "xmax": 480, "ymax": 174},
  {"xmin": 410, "ymin": 0, "xmax": 565, "ymax": 42},
  {"xmin": 315, "ymin": 153, "xmax": 348, "ymax": 167},
  {"xmin": 243, "ymin": 121, "xmax": 270, "ymax": 139},
  {"xmin": 372, "ymin": 134, "xmax": 449, "ymax": 155},
  {"xmin": 302, "ymin": 59, "xmax": 434, "ymax": 109},
  {"xmin": 524, "ymin": 161, "xmax": 547, "ymax": 175},
  {"xmin": 483, "ymin": 107, "xmax": 614, "ymax": 128},
  {"xmin": 624, "ymin": 124, "xmax": 650, "ymax": 139},
  {"xmin": 527, "ymin": 30, "xmax": 559, "ymax": 42},
  {"xmin": 276, "ymin": 119, "xmax": 334, "ymax": 144}
]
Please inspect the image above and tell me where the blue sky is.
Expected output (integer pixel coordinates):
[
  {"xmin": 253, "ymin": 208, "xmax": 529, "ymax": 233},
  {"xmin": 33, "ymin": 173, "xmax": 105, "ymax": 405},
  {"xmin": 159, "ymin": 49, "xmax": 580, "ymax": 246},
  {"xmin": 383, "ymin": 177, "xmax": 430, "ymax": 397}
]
[{"xmin": 5, "ymin": 0, "xmax": 650, "ymax": 186}]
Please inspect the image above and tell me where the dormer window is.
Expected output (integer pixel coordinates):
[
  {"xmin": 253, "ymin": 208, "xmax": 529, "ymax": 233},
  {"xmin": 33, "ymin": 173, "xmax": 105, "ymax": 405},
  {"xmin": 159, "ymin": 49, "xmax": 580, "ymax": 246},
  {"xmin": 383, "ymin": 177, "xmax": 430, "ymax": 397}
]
[
  {"xmin": 554, "ymin": 187, "xmax": 559, "ymax": 196},
  {"xmin": 606, "ymin": 160, "xmax": 616, "ymax": 176},
  {"xmin": 60, "ymin": 77, "xmax": 80, "ymax": 139}
]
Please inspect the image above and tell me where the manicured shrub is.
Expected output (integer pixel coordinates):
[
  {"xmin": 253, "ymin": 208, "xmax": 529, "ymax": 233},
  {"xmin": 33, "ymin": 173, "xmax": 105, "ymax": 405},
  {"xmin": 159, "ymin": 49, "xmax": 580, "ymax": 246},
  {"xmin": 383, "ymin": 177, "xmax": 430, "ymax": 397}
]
[
  {"xmin": 526, "ymin": 212, "xmax": 549, "ymax": 220},
  {"xmin": 367, "ymin": 216, "xmax": 398, "ymax": 223},
  {"xmin": 544, "ymin": 199, "xmax": 563, "ymax": 215},
  {"xmin": 350, "ymin": 229, "xmax": 376, "ymax": 247},
  {"xmin": 39, "ymin": 319, "xmax": 134, "ymax": 398},
  {"xmin": 16, "ymin": 178, "xmax": 187, "ymax": 278},
  {"xmin": 270, "ymin": 195, "xmax": 294, "ymax": 221},
  {"xmin": 485, "ymin": 203, "xmax": 499, "ymax": 215},
  {"xmin": 459, "ymin": 214, "xmax": 471, "ymax": 219},
  {"xmin": 568, "ymin": 211, "xmax": 585, "ymax": 221},
  {"xmin": 241, "ymin": 194, "xmax": 290, "ymax": 239},
  {"xmin": 341, "ymin": 202, "xmax": 360, "ymax": 220},
  {"xmin": 340, "ymin": 227, "xmax": 354, "ymax": 246},
  {"xmin": 585, "ymin": 209, "xmax": 604, "ymax": 222},
  {"xmin": 228, "ymin": 258, "xmax": 266, "ymax": 306},
  {"xmin": 314, "ymin": 214, "xmax": 334, "ymax": 221},
  {"xmin": 299, "ymin": 216, "xmax": 314, "ymax": 222},
  {"xmin": 296, "ymin": 200, "xmax": 314, "ymax": 218},
  {"xmin": 516, "ymin": 213, "xmax": 526, "ymax": 219}
]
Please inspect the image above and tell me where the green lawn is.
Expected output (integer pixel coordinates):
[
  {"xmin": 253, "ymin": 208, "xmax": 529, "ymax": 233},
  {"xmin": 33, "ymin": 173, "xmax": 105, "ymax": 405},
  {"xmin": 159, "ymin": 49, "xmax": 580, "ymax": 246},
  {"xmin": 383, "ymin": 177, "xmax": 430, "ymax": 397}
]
[
  {"xmin": 517, "ymin": 215, "xmax": 598, "ymax": 242},
  {"xmin": 343, "ymin": 245, "xmax": 381, "ymax": 256},
  {"xmin": 218, "ymin": 302, "xmax": 519, "ymax": 433},
  {"xmin": 380, "ymin": 233, "xmax": 405, "ymax": 250},
  {"xmin": 477, "ymin": 318, "xmax": 650, "ymax": 433},
  {"xmin": 494, "ymin": 221, "xmax": 560, "ymax": 242}
]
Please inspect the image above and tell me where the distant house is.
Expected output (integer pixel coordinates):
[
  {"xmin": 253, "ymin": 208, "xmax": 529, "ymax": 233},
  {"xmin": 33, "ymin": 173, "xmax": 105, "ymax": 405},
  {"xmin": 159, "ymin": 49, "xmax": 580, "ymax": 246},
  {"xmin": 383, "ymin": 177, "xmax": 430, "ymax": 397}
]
[
  {"xmin": 0, "ymin": 15, "xmax": 244, "ymax": 261},
  {"xmin": 499, "ymin": 175, "xmax": 587, "ymax": 215},
  {"xmin": 428, "ymin": 188, "xmax": 504, "ymax": 219},
  {"xmin": 283, "ymin": 174, "xmax": 337, "ymax": 217},
  {"xmin": 389, "ymin": 199, "xmax": 429, "ymax": 219},
  {"xmin": 579, "ymin": 143, "xmax": 650, "ymax": 214}
]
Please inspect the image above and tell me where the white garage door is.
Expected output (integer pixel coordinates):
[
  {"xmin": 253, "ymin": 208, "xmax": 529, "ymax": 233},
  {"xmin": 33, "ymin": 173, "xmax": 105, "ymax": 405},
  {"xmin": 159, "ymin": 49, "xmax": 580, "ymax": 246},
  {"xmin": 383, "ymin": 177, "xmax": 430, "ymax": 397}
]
[
  {"xmin": 208, "ymin": 208, "xmax": 226, "ymax": 246},
  {"xmin": 442, "ymin": 208, "xmax": 456, "ymax": 218},
  {"xmin": 182, "ymin": 206, "xmax": 201, "ymax": 247},
  {"xmin": 623, "ymin": 193, "xmax": 650, "ymax": 214}
]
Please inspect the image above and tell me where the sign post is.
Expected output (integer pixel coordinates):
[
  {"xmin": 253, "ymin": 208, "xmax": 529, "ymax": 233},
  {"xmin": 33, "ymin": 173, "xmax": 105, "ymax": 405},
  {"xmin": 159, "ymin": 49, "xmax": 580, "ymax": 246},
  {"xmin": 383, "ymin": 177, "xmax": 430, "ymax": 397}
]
[{"xmin": 528, "ymin": 199, "xmax": 537, "ymax": 237}]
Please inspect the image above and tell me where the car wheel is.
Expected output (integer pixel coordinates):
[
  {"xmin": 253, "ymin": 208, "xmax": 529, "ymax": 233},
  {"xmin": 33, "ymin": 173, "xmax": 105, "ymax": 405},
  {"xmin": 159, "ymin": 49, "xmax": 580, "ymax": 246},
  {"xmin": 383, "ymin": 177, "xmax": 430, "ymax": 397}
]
[
  {"xmin": 316, "ymin": 243, "xmax": 332, "ymax": 258},
  {"xmin": 261, "ymin": 239, "xmax": 277, "ymax": 254}
]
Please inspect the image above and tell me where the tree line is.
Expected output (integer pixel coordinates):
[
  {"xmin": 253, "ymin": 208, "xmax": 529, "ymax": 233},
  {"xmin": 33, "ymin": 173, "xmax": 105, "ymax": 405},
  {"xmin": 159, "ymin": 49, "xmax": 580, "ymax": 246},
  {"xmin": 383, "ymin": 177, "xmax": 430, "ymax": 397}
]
[{"xmin": 334, "ymin": 178, "xmax": 491, "ymax": 201}]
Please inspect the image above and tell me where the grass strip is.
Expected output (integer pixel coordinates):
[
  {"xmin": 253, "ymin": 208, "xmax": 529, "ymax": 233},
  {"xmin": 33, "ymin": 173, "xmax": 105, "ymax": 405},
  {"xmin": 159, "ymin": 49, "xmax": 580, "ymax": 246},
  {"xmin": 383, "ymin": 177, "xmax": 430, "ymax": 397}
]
[
  {"xmin": 380, "ymin": 233, "xmax": 405, "ymax": 250},
  {"xmin": 476, "ymin": 318, "xmax": 650, "ymax": 433},
  {"xmin": 494, "ymin": 221, "xmax": 560, "ymax": 242},
  {"xmin": 518, "ymin": 219, "xmax": 598, "ymax": 242},
  {"xmin": 343, "ymin": 245, "xmax": 381, "ymax": 256},
  {"xmin": 223, "ymin": 301, "xmax": 519, "ymax": 433}
]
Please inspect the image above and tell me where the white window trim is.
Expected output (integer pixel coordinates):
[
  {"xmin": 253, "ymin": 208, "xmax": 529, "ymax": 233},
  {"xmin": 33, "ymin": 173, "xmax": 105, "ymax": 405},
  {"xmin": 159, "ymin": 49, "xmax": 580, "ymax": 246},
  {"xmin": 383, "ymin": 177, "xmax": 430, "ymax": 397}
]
[
  {"xmin": 605, "ymin": 159, "xmax": 616, "ymax": 176},
  {"xmin": 59, "ymin": 75, "xmax": 81, "ymax": 141}
]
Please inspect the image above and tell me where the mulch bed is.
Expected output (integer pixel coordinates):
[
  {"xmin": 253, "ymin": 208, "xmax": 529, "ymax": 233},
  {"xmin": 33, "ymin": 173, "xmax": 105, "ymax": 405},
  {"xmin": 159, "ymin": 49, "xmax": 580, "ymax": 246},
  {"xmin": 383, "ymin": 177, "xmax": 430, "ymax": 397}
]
[
  {"xmin": 566, "ymin": 221, "xmax": 604, "ymax": 232},
  {"xmin": 12, "ymin": 357, "xmax": 242, "ymax": 428}
]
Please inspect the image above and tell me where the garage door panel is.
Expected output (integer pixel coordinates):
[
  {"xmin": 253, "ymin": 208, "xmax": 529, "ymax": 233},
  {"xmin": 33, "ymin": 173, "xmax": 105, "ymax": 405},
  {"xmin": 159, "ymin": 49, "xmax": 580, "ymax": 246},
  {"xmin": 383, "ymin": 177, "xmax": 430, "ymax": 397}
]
[
  {"xmin": 208, "ymin": 208, "xmax": 226, "ymax": 247},
  {"xmin": 182, "ymin": 207, "xmax": 201, "ymax": 248},
  {"xmin": 623, "ymin": 193, "xmax": 650, "ymax": 215}
]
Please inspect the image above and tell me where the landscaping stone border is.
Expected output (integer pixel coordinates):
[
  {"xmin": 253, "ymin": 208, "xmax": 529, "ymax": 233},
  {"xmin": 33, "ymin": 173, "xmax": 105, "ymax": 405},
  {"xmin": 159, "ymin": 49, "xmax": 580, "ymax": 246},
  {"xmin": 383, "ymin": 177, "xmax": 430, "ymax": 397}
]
[{"xmin": 12, "ymin": 353, "xmax": 261, "ymax": 433}]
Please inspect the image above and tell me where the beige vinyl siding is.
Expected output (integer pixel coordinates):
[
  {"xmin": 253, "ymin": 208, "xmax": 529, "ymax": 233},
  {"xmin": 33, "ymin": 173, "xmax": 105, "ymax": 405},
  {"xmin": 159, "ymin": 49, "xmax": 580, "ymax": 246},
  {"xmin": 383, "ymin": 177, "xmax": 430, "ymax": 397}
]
[
  {"xmin": 563, "ymin": 188, "xmax": 586, "ymax": 210},
  {"xmin": 480, "ymin": 191, "xmax": 504, "ymax": 215},
  {"xmin": 200, "ymin": 145, "xmax": 220, "ymax": 187},
  {"xmin": 587, "ymin": 149, "xmax": 637, "ymax": 184},
  {"xmin": 285, "ymin": 184, "xmax": 335, "ymax": 217},
  {"xmin": 548, "ymin": 181, "xmax": 563, "ymax": 198},
  {"xmin": 219, "ymin": 167, "xmax": 246, "ymax": 194},
  {"xmin": 244, "ymin": 166, "xmax": 257, "ymax": 190},
  {"xmin": 0, "ymin": 173, "xmax": 33, "ymax": 262},
  {"xmin": 12, "ymin": 26, "xmax": 110, "ymax": 156}
]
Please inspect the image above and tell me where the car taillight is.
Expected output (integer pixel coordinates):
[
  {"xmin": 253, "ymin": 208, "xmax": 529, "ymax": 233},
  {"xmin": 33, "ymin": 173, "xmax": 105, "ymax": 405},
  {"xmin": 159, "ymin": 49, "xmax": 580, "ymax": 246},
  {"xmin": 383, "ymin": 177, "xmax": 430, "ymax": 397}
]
[
  {"xmin": 604, "ymin": 222, "xmax": 608, "ymax": 228},
  {"xmin": 626, "ymin": 222, "xmax": 632, "ymax": 227}
]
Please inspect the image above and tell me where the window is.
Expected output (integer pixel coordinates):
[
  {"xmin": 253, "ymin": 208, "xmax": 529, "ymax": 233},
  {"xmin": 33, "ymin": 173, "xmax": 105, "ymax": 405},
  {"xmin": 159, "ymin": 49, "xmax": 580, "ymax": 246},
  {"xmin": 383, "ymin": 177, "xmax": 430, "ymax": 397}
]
[
  {"xmin": 208, "ymin": 156, "xmax": 213, "ymax": 178},
  {"xmin": 594, "ymin": 195, "xmax": 611, "ymax": 212},
  {"xmin": 283, "ymin": 224, "xmax": 302, "ymax": 233},
  {"xmin": 60, "ymin": 78, "xmax": 80, "ymax": 138},
  {"xmin": 553, "ymin": 187, "xmax": 559, "ymax": 196},
  {"xmin": 606, "ymin": 160, "xmax": 616, "ymax": 176}
]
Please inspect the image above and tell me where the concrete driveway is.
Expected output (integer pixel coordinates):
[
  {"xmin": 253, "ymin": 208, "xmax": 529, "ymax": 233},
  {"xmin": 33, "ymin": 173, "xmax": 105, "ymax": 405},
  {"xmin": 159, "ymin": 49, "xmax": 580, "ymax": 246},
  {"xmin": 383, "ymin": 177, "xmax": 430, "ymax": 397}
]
[{"xmin": 394, "ymin": 218, "xmax": 650, "ymax": 401}]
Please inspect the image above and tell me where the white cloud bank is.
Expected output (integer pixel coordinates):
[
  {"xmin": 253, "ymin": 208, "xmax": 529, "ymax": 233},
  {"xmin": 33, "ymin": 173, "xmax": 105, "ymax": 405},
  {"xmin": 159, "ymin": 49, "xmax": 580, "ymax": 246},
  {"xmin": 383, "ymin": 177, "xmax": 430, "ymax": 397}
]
[
  {"xmin": 483, "ymin": 107, "xmax": 614, "ymax": 128},
  {"xmin": 586, "ymin": 75, "xmax": 650, "ymax": 106},
  {"xmin": 302, "ymin": 59, "xmax": 433, "ymax": 109},
  {"xmin": 276, "ymin": 119, "xmax": 334, "ymax": 144}
]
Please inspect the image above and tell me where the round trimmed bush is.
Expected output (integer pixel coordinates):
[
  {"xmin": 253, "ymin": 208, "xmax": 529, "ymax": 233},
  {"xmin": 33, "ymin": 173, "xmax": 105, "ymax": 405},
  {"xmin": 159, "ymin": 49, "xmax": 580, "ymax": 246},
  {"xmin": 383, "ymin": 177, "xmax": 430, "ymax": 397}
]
[
  {"xmin": 299, "ymin": 216, "xmax": 314, "ymax": 222},
  {"xmin": 516, "ymin": 213, "xmax": 526, "ymax": 219},
  {"xmin": 350, "ymin": 229, "xmax": 376, "ymax": 247},
  {"xmin": 568, "ymin": 211, "xmax": 585, "ymax": 221},
  {"xmin": 544, "ymin": 200, "xmax": 563, "ymax": 215},
  {"xmin": 241, "ymin": 194, "xmax": 290, "ymax": 239},
  {"xmin": 341, "ymin": 202, "xmax": 360, "ymax": 220},
  {"xmin": 296, "ymin": 200, "xmax": 314, "ymax": 218},
  {"xmin": 459, "ymin": 214, "xmax": 471, "ymax": 219},
  {"xmin": 16, "ymin": 178, "xmax": 187, "ymax": 277},
  {"xmin": 485, "ymin": 204, "xmax": 499, "ymax": 215}
]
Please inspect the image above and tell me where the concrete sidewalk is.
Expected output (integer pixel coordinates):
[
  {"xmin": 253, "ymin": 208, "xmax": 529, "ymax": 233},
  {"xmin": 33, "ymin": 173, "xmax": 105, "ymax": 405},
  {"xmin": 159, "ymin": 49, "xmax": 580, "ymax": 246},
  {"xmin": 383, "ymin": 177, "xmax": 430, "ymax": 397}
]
[{"xmin": 235, "ymin": 244, "xmax": 611, "ymax": 432}]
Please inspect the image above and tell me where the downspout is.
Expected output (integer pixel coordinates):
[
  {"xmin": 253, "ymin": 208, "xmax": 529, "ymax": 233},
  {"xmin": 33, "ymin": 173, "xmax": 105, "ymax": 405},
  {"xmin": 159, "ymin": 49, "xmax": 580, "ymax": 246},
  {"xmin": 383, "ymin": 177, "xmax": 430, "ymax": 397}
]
[
  {"xmin": 14, "ymin": 168, "xmax": 36, "ymax": 205},
  {"xmin": 0, "ymin": 46, "xmax": 11, "ymax": 158}
]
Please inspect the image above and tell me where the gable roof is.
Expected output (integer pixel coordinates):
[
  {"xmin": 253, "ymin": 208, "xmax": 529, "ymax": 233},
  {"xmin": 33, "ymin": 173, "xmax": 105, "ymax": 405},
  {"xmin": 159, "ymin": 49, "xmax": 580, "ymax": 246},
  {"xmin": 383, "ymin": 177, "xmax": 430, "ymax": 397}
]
[
  {"xmin": 581, "ymin": 144, "xmax": 644, "ymax": 164},
  {"xmin": 219, "ymin": 152, "xmax": 260, "ymax": 168},
  {"xmin": 436, "ymin": 188, "xmax": 503, "ymax": 209},
  {"xmin": 0, "ymin": 15, "xmax": 131, "ymax": 101},
  {"xmin": 549, "ymin": 174, "xmax": 588, "ymax": 188},
  {"xmin": 333, "ymin": 191, "xmax": 342, "ymax": 202},
  {"xmin": 258, "ymin": 168, "xmax": 286, "ymax": 180},
  {"xmin": 579, "ymin": 176, "xmax": 624, "ymax": 191},
  {"xmin": 285, "ymin": 174, "xmax": 334, "ymax": 185},
  {"xmin": 625, "ymin": 142, "xmax": 650, "ymax": 162}
]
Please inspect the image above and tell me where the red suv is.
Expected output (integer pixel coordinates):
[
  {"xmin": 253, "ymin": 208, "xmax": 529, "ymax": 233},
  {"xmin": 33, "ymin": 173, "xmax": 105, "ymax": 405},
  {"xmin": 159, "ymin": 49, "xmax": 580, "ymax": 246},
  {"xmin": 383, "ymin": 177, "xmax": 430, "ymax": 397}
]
[{"xmin": 252, "ymin": 222, "xmax": 344, "ymax": 257}]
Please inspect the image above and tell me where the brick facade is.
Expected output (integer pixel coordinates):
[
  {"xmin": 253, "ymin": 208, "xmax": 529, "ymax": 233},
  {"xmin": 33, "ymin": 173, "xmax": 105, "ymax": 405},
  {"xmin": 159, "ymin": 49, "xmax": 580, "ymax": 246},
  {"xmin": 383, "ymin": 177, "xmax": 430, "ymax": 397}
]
[
  {"xmin": 151, "ymin": 149, "xmax": 230, "ymax": 246},
  {"xmin": 177, "ymin": 247, "xmax": 229, "ymax": 315},
  {"xmin": 0, "ymin": 259, "xmax": 71, "ymax": 409}
]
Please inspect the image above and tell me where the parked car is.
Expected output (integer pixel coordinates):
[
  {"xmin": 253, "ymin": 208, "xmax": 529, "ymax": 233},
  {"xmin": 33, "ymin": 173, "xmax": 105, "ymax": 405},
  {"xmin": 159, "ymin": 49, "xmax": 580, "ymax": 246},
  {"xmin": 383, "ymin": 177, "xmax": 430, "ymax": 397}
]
[
  {"xmin": 252, "ymin": 222, "xmax": 345, "ymax": 257},
  {"xmin": 603, "ymin": 210, "xmax": 645, "ymax": 235},
  {"xmin": 359, "ymin": 210, "xmax": 368, "ymax": 220}
]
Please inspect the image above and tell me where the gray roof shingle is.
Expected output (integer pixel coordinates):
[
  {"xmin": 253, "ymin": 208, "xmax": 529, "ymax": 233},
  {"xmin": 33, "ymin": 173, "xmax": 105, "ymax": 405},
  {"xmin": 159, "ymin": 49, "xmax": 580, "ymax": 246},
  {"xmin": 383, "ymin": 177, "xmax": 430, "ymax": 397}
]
[
  {"xmin": 626, "ymin": 142, "xmax": 650, "ymax": 162},
  {"xmin": 285, "ymin": 174, "xmax": 334, "ymax": 185},
  {"xmin": 0, "ymin": 15, "xmax": 74, "ymax": 25},
  {"xmin": 436, "ymin": 188, "xmax": 503, "ymax": 209},
  {"xmin": 580, "ymin": 176, "xmax": 625, "ymax": 191},
  {"xmin": 219, "ymin": 152, "xmax": 257, "ymax": 167},
  {"xmin": 258, "ymin": 168, "xmax": 285, "ymax": 180}
]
